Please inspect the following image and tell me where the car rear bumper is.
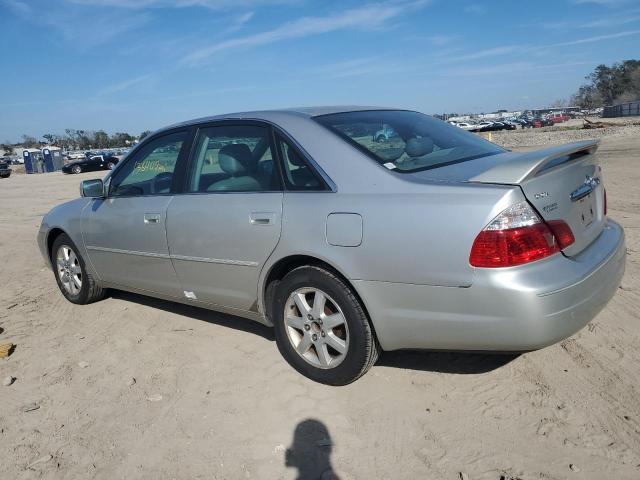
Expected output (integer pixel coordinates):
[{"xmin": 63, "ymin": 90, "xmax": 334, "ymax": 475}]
[{"xmin": 354, "ymin": 219, "xmax": 626, "ymax": 351}]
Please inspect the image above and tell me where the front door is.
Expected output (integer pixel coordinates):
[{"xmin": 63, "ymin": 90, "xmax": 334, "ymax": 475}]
[
  {"xmin": 83, "ymin": 130, "xmax": 190, "ymax": 296},
  {"xmin": 166, "ymin": 123, "xmax": 283, "ymax": 311}
]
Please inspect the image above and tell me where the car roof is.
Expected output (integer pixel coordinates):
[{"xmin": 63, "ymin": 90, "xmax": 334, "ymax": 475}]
[{"xmin": 158, "ymin": 105, "xmax": 400, "ymax": 133}]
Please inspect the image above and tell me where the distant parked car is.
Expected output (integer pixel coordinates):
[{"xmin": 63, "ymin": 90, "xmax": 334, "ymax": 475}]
[
  {"xmin": 549, "ymin": 112, "xmax": 570, "ymax": 123},
  {"xmin": 62, "ymin": 155, "xmax": 119, "ymax": 174},
  {"xmin": 455, "ymin": 122, "xmax": 478, "ymax": 131},
  {"xmin": 373, "ymin": 124, "xmax": 398, "ymax": 142},
  {"xmin": 500, "ymin": 121, "xmax": 518, "ymax": 130},
  {"xmin": 478, "ymin": 121, "xmax": 504, "ymax": 132},
  {"xmin": 0, "ymin": 159, "xmax": 11, "ymax": 178}
]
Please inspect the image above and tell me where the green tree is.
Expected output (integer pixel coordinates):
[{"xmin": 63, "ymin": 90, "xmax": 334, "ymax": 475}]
[
  {"xmin": 570, "ymin": 84, "xmax": 602, "ymax": 110},
  {"xmin": 94, "ymin": 130, "xmax": 110, "ymax": 149},
  {"xmin": 42, "ymin": 133, "xmax": 61, "ymax": 146},
  {"xmin": 22, "ymin": 134, "xmax": 39, "ymax": 148},
  {"xmin": 139, "ymin": 130, "xmax": 152, "ymax": 141},
  {"xmin": 573, "ymin": 60, "xmax": 640, "ymax": 107},
  {"xmin": 1, "ymin": 142, "xmax": 13, "ymax": 156},
  {"xmin": 110, "ymin": 132, "xmax": 134, "ymax": 147},
  {"xmin": 549, "ymin": 99, "xmax": 567, "ymax": 109}
]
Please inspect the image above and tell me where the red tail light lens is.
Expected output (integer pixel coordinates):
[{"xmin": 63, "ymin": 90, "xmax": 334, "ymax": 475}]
[
  {"xmin": 547, "ymin": 220, "xmax": 575, "ymax": 249},
  {"xmin": 469, "ymin": 201, "xmax": 570, "ymax": 268}
]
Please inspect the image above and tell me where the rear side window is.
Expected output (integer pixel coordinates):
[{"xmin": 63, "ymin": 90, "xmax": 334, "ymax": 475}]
[
  {"xmin": 314, "ymin": 110, "xmax": 504, "ymax": 173},
  {"xmin": 276, "ymin": 136, "xmax": 323, "ymax": 191},
  {"xmin": 187, "ymin": 125, "xmax": 280, "ymax": 193}
]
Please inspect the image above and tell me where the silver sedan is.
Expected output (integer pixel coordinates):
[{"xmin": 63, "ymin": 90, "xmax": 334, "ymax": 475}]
[{"xmin": 37, "ymin": 107, "xmax": 626, "ymax": 385}]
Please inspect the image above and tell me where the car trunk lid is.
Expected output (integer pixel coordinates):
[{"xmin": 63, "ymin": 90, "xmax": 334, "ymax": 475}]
[
  {"xmin": 405, "ymin": 140, "xmax": 606, "ymax": 257},
  {"xmin": 468, "ymin": 140, "xmax": 605, "ymax": 256}
]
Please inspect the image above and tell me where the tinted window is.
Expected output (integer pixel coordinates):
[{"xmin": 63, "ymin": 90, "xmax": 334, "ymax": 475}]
[
  {"xmin": 110, "ymin": 131, "xmax": 187, "ymax": 197},
  {"xmin": 187, "ymin": 125, "xmax": 280, "ymax": 193},
  {"xmin": 277, "ymin": 136, "xmax": 323, "ymax": 191},
  {"xmin": 314, "ymin": 110, "xmax": 504, "ymax": 173}
]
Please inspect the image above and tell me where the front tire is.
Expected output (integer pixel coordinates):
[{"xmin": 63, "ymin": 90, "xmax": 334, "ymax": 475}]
[
  {"xmin": 72, "ymin": 165, "xmax": 82, "ymax": 174},
  {"xmin": 51, "ymin": 233, "xmax": 105, "ymax": 304},
  {"xmin": 272, "ymin": 266, "xmax": 380, "ymax": 385}
]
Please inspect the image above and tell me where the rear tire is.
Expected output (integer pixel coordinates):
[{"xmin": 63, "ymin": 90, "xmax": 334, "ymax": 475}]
[
  {"xmin": 106, "ymin": 161, "xmax": 115, "ymax": 170},
  {"xmin": 272, "ymin": 266, "xmax": 380, "ymax": 385},
  {"xmin": 72, "ymin": 165, "xmax": 82, "ymax": 174},
  {"xmin": 51, "ymin": 233, "xmax": 105, "ymax": 304}
]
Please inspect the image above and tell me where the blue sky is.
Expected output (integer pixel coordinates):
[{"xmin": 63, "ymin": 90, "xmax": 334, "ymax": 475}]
[{"xmin": 1, "ymin": 0, "xmax": 639, "ymax": 141}]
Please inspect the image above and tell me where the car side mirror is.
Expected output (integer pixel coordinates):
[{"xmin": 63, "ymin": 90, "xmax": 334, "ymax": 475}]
[{"xmin": 80, "ymin": 179, "xmax": 105, "ymax": 198}]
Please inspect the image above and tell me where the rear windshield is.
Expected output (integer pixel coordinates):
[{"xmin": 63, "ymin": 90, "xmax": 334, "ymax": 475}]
[{"xmin": 314, "ymin": 110, "xmax": 504, "ymax": 173}]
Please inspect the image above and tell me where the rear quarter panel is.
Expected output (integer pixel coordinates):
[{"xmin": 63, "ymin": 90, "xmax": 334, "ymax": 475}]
[{"xmin": 267, "ymin": 182, "xmax": 523, "ymax": 288}]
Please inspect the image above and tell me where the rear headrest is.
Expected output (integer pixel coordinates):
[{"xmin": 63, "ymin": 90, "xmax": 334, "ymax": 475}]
[
  {"xmin": 219, "ymin": 144, "xmax": 252, "ymax": 175},
  {"xmin": 405, "ymin": 137, "xmax": 434, "ymax": 158},
  {"xmin": 287, "ymin": 145, "xmax": 306, "ymax": 167}
]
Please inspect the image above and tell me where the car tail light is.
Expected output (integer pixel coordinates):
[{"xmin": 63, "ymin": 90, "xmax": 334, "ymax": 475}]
[
  {"xmin": 603, "ymin": 189, "xmax": 607, "ymax": 216},
  {"xmin": 469, "ymin": 201, "xmax": 572, "ymax": 268},
  {"xmin": 547, "ymin": 220, "xmax": 575, "ymax": 249}
]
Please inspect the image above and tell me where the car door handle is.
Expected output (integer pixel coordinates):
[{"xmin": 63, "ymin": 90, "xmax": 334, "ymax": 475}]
[
  {"xmin": 250, "ymin": 212, "xmax": 276, "ymax": 226},
  {"xmin": 144, "ymin": 213, "xmax": 161, "ymax": 225}
]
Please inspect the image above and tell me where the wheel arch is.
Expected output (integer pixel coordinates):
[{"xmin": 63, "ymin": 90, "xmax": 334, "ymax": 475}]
[
  {"xmin": 261, "ymin": 254, "xmax": 378, "ymax": 340},
  {"xmin": 46, "ymin": 227, "xmax": 67, "ymax": 262}
]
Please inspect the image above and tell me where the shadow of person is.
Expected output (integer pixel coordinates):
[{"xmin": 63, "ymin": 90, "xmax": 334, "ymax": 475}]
[{"xmin": 286, "ymin": 419, "xmax": 340, "ymax": 480}]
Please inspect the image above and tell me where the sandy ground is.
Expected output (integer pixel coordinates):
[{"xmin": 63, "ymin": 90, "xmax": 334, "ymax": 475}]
[{"xmin": 0, "ymin": 131, "xmax": 639, "ymax": 480}]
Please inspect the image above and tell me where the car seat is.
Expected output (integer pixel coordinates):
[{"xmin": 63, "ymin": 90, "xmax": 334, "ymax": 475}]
[
  {"xmin": 208, "ymin": 144, "xmax": 261, "ymax": 191},
  {"xmin": 286, "ymin": 146, "xmax": 318, "ymax": 188}
]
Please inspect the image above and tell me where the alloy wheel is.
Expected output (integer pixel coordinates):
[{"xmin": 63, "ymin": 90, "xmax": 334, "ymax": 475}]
[
  {"xmin": 56, "ymin": 245, "xmax": 82, "ymax": 295},
  {"xmin": 283, "ymin": 288, "xmax": 349, "ymax": 369}
]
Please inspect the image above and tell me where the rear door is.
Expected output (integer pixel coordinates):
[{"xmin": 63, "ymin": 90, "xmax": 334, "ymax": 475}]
[
  {"xmin": 166, "ymin": 122, "xmax": 283, "ymax": 310},
  {"xmin": 83, "ymin": 130, "xmax": 191, "ymax": 296}
]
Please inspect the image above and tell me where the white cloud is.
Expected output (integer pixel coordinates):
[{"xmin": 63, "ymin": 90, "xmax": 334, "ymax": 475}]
[
  {"xmin": 438, "ymin": 30, "xmax": 640, "ymax": 65},
  {"xmin": 313, "ymin": 56, "xmax": 412, "ymax": 79},
  {"xmin": 441, "ymin": 45, "xmax": 521, "ymax": 63},
  {"xmin": 98, "ymin": 74, "xmax": 153, "ymax": 95},
  {"xmin": 547, "ymin": 29, "xmax": 640, "ymax": 47},
  {"xmin": 224, "ymin": 11, "xmax": 255, "ymax": 34},
  {"xmin": 183, "ymin": 0, "xmax": 430, "ymax": 65},
  {"xmin": 572, "ymin": 0, "xmax": 633, "ymax": 5},
  {"xmin": 1, "ymin": 0, "xmax": 31, "ymax": 13},
  {"xmin": 427, "ymin": 34, "xmax": 456, "ymax": 46},
  {"xmin": 463, "ymin": 4, "xmax": 486, "ymax": 14},
  {"xmin": 68, "ymin": 0, "xmax": 296, "ymax": 8},
  {"xmin": 441, "ymin": 60, "xmax": 596, "ymax": 77},
  {"xmin": 539, "ymin": 9, "xmax": 640, "ymax": 29}
]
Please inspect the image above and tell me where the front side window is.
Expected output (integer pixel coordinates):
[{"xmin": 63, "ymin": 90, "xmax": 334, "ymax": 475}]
[
  {"xmin": 110, "ymin": 131, "xmax": 187, "ymax": 197},
  {"xmin": 187, "ymin": 125, "xmax": 280, "ymax": 193},
  {"xmin": 314, "ymin": 110, "xmax": 505, "ymax": 173}
]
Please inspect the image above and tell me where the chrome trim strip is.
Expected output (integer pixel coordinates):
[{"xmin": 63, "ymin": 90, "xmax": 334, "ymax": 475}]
[
  {"xmin": 170, "ymin": 254, "xmax": 258, "ymax": 267},
  {"xmin": 86, "ymin": 246, "xmax": 258, "ymax": 267},
  {"xmin": 570, "ymin": 175, "xmax": 600, "ymax": 202},
  {"xmin": 86, "ymin": 246, "xmax": 170, "ymax": 259}
]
